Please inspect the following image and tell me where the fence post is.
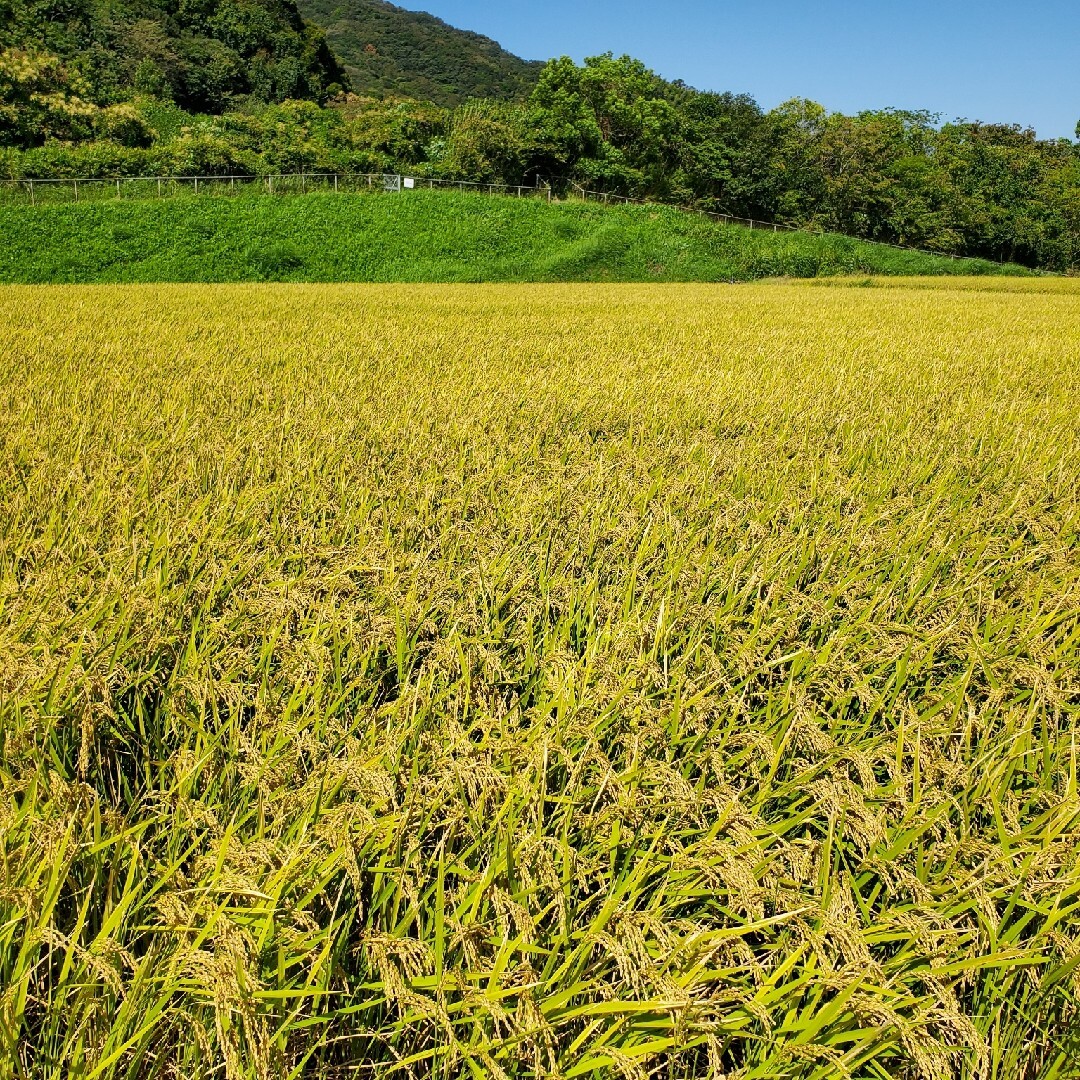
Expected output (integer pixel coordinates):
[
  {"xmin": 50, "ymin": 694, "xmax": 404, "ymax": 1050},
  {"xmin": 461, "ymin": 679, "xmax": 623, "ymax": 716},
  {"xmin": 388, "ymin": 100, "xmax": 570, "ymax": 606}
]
[
  {"xmin": 334, "ymin": 173, "xmax": 338, "ymax": 193},
  {"xmin": 116, "ymin": 178, "xmax": 121, "ymax": 199},
  {"xmin": 73, "ymin": 180, "xmax": 78, "ymax": 203},
  {"xmin": 29, "ymin": 179, "xmax": 35, "ymax": 206},
  {"xmin": 194, "ymin": 177, "xmax": 199, "ymax": 195},
  {"xmin": 157, "ymin": 178, "xmax": 162, "ymax": 198},
  {"xmin": 301, "ymin": 172, "xmax": 306, "ymax": 193}
]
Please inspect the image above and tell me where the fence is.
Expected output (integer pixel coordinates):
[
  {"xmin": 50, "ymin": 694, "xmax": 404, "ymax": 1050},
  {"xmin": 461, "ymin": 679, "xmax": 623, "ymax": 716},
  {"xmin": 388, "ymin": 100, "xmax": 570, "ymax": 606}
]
[
  {"xmin": 556, "ymin": 179, "xmax": 974, "ymax": 263},
  {"xmin": 1, "ymin": 168, "xmax": 989, "ymax": 264},
  {"xmin": 555, "ymin": 178, "xmax": 795, "ymax": 233},
  {"xmin": 0, "ymin": 171, "xmax": 551, "ymax": 207}
]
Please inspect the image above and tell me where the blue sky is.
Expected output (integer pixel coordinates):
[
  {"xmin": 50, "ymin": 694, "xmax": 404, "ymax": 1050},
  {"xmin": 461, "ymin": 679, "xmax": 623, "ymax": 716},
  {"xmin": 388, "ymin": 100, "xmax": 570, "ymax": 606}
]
[{"xmin": 396, "ymin": 0, "xmax": 1080, "ymax": 140}]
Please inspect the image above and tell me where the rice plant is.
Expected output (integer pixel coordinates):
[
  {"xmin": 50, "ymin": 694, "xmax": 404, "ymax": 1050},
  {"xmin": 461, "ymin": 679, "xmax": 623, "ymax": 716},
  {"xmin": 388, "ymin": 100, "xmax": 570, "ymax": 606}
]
[{"xmin": 1, "ymin": 279, "xmax": 1079, "ymax": 1079}]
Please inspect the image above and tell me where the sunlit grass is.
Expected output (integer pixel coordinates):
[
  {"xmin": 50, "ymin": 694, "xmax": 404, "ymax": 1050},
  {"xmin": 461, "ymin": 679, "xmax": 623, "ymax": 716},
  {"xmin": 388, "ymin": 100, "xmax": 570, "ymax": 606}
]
[
  {"xmin": 0, "ymin": 191, "xmax": 1026, "ymax": 284},
  {"xmin": 2, "ymin": 279, "xmax": 1079, "ymax": 1079}
]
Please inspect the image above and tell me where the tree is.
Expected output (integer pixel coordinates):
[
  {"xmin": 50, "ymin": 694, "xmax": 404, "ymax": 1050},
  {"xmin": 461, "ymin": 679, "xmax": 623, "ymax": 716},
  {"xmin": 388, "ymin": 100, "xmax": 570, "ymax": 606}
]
[
  {"xmin": 673, "ymin": 90, "xmax": 764, "ymax": 213},
  {"xmin": 525, "ymin": 55, "xmax": 682, "ymax": 193},
  {"xmin": 0, "ymin": 48, "xmax": 97, "ymax": 147},
  {"xmin": 438, "ymin": 100, "xmax": 527, "ymax": 184}
]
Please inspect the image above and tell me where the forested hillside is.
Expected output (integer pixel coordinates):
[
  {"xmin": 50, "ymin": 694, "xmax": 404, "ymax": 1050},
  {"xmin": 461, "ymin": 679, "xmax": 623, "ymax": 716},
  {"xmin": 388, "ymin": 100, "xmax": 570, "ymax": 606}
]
[
  {"xmin": 0, "ymin": 0, "xmax": 346, "ymax": 122},
  {"xmin": 295, "ymin": 0, "xmax": 541, "ymax": 105}
]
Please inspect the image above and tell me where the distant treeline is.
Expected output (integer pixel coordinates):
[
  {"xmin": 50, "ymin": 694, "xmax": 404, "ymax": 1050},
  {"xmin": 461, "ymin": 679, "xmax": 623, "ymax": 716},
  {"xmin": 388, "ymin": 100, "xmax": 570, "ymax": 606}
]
[{"xmin": 3, "ymin": 46, "xmax": 1079, "ymax": 269}]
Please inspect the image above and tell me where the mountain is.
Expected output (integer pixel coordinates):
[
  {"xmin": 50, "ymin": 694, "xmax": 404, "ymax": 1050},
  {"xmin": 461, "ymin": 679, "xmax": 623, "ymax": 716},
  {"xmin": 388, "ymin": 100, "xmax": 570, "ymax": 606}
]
[
  {"xmin": 0, "ymin": 0, "xmax": 347, "ymax": 116},
  {"xmin": 295, "ymin": 0, "xmax": 542, "ymax": 105}
]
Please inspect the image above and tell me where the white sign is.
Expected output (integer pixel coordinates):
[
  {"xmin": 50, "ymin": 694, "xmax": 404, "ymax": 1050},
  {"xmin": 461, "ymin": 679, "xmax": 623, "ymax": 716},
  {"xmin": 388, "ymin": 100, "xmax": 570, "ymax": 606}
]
[{"xmin": 403, "ymin": 177, "xmax": 415, "ymax": 189}]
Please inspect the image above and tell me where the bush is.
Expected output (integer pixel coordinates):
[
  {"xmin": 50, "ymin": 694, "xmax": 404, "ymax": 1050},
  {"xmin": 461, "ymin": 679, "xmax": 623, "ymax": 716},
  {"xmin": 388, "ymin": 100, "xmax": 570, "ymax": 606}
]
[
  {"xmin": 2, "ymin": 141, "xmax": 162, "ymax": 179},
  {"xmin": 93, "ymin": 105, "xmax": 154, "ymax": 148}
]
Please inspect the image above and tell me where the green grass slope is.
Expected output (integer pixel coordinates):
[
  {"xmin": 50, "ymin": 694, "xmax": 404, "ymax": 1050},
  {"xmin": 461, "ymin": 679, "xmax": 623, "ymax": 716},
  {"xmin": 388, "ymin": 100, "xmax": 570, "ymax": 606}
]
[
  {"xmin": 0, "ymin": 189, "xmax": 1025, "ymax": 284},
  {"xmin": 295, "ymin": 0, "xmax": 541, "ymax": 105}
]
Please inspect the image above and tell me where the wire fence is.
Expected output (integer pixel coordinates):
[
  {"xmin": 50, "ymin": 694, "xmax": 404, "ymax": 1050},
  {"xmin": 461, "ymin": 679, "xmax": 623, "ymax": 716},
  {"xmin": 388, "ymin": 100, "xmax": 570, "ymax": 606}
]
[
  {"xmin": 556, "ymin": 179, "xmax": 976, "ymax": 263},
  {"xmin": 556, "ymin": 178, "xmax": 794, "ymax": 233},
  {"xmin": 0, "ymin": 168, "xmax": 992, "ymax": 264},
  {"xmin": 0, "ymin": 172, "xmax": 552, "ymax": 207}
]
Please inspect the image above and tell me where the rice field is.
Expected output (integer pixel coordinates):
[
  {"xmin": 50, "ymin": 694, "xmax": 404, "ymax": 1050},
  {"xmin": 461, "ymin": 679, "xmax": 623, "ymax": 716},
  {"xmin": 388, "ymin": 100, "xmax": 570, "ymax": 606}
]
[{"xmin": 2, "ymin": 279, "xmax": 1079, "ymax": 1080}]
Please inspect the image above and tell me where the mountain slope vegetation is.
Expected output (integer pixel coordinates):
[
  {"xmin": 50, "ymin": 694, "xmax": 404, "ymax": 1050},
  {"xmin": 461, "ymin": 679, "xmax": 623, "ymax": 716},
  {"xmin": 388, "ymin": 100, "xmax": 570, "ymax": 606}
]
[
  {"xmin": 294, "ymin": 0, "xmax": 541, "ymax": 105},
  {"xmin": 0, "ymin": 0, "xmax": 346, "ymax": 120}
]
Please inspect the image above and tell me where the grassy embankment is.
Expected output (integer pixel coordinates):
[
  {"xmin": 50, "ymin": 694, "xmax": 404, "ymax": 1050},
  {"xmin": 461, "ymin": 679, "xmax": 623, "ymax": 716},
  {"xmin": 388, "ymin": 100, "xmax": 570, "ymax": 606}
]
[
  {"xmin": 0, "ymin": 188, "xmax": 1029, "ymax": 283},
  {"xmin": 2, "ymin": 278, "xmax": 1079, "ymax": 1078}
]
